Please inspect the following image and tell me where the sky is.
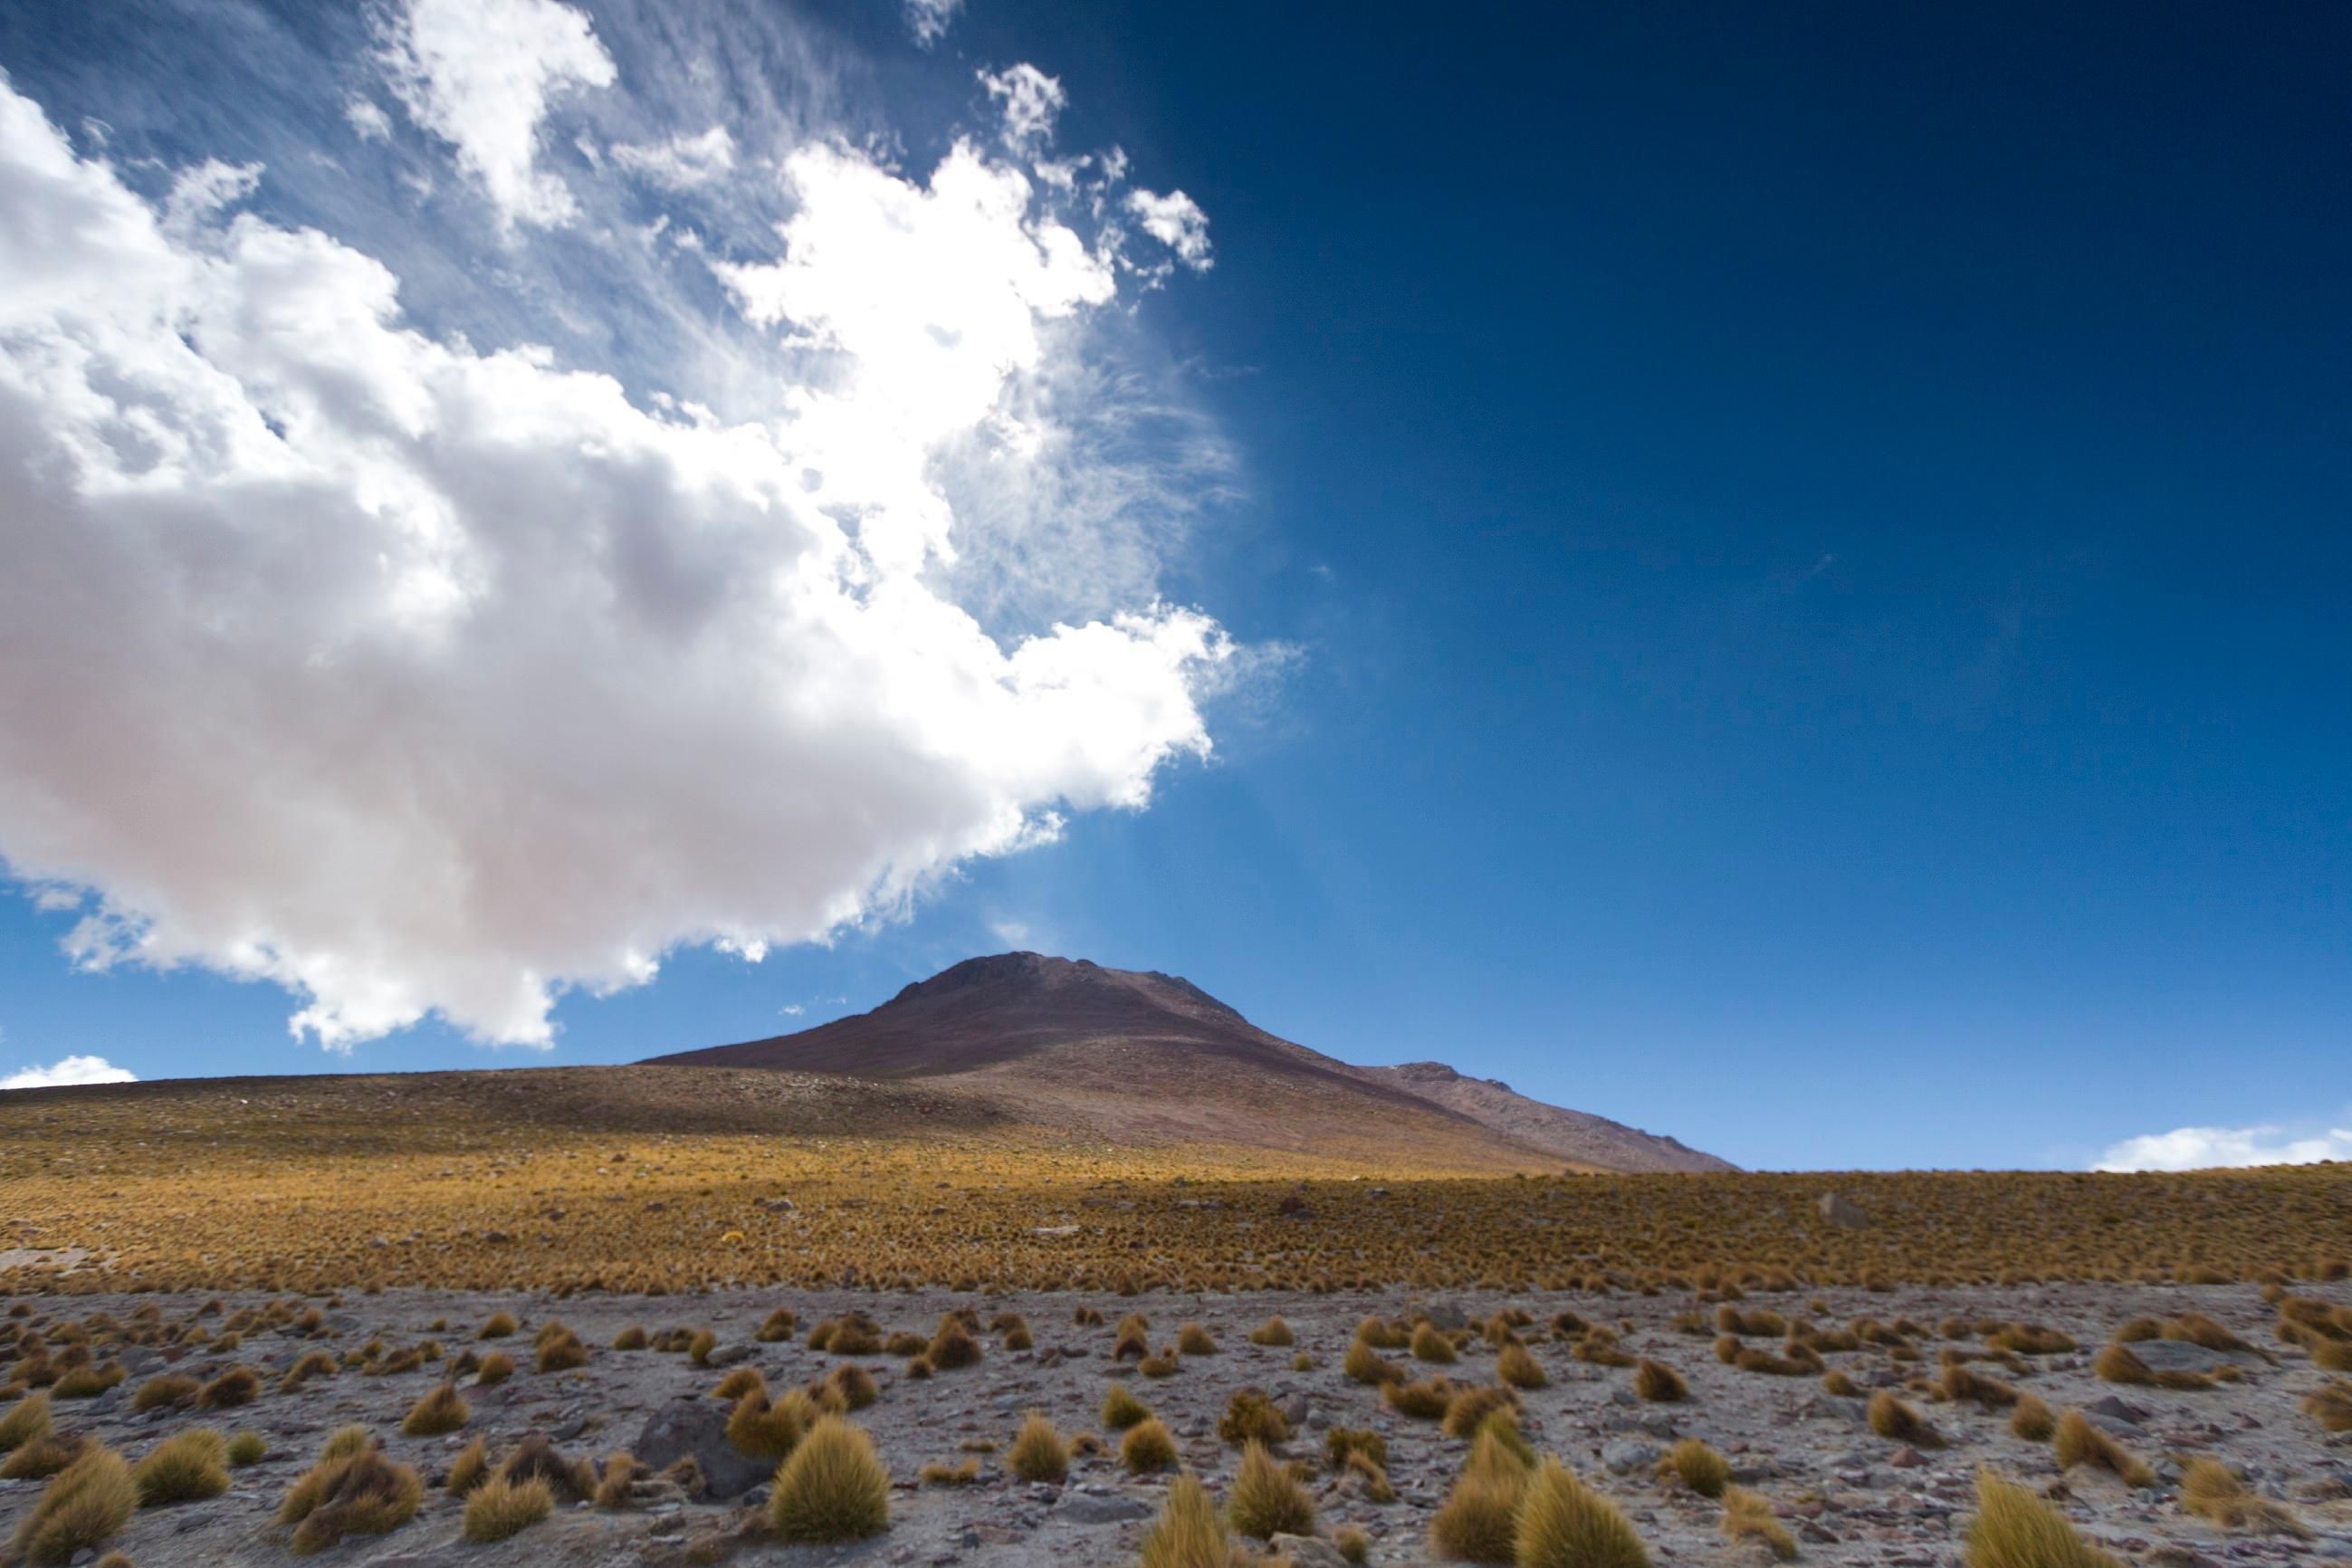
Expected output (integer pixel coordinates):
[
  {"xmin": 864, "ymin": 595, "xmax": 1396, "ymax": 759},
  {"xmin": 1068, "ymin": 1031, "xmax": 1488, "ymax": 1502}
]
[{"xmin": 0, "ymin": 0, "xmax": 2344, "ymax": 1173}]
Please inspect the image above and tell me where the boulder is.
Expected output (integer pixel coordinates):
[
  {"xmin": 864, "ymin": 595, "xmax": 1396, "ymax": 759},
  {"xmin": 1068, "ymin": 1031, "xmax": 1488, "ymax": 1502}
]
[
  {"xmin": 1601, "ymin": 1440, "xmax": 1659, "ymax": 1477},
  {"xmin": 1059, "ymin": 1491, "xmax": 1154, "ymax": 1525},
  {"xmin": 629, "ymin": 1396, "xmax": 772, "ymax": 1499}
]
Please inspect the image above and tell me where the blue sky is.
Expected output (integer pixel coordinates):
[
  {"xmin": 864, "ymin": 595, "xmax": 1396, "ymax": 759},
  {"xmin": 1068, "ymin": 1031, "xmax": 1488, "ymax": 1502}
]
[{"xmin": 0, "ymin": 0, "xmax": 2343, "ymax": 1172}]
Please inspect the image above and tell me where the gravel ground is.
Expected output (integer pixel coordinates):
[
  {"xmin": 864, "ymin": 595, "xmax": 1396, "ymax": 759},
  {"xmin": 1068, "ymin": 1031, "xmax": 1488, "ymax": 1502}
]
[{"xmin": 4, "ymin": 1280, "xmax": 2348, "ymax": 1567}]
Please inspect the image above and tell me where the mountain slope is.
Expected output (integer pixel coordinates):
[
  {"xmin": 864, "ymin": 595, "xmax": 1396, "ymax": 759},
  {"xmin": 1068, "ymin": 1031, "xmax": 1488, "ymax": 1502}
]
[{"xmin": 646, "ymin": 952, "xmax": 1729, "ymax": 1173}]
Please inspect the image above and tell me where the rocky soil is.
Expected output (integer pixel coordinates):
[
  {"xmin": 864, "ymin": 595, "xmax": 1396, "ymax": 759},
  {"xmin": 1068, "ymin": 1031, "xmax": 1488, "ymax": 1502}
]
[{"xmin": 4, "ymin": 1281, "xmax": 2347, "ymax": 1568}]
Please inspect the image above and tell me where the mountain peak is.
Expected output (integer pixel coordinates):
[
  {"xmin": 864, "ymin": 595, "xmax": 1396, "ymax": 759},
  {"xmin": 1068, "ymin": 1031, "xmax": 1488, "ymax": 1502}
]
[{"xmin": 645, "ymin": 954, "xmax": 1732, "ymax": 1173}]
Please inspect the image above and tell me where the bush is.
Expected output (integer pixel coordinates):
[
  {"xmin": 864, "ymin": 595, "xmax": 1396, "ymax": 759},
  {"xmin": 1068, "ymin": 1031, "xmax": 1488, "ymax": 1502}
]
[
  {"xmin": 2303, "ymin": 1381, "xmax": 2352, "ymax": 1432},
  {"xmin": 2008, "ymin": 1392, "xmax": 2056, "ymax": 1441},
  {"xmin": 1139, "ymin": 1474, "xmax": 1234, "ymax": 1568},
  {"xmin": 1517, "ymin": 1458, "xmax": 1650, "ymax": 1568},
  {"xmin": 768, "ymin": 1418, "xmax": 890, "ymax": 1544},
  {"xmin": 1228, "ymin": 1439, "xmax": 1314, "ymax": 1539},
  {"xmin": 495, "ymin": 1434, "xmax": 599, "ymax": 1501},
  {"xmin": 132, "ymin": 1429, "xmax": 229, "ymax": 1506},
  {"xmin": 277, "ymin": 1436, "xmax": 422, "ymax": 1555},
  {"xmin": 2180, "ymin": 1456, "xmax": 2308, "ymax": 1535},
  {"xmin": 1669, "ymin": 1439, "xmax": 1730, "ymax": 1498},
  {"xmin": 279, "ymin": 1351, "xmax": 339, "ymax": 1393},
  {"xmin": 1442, "ymin": 1384, "xmax": 1519, "ymax": 1439},
  {"xmin": 9, "ymin": 1446, "xmax": 136, "ymax": 1566},
  {"xmin": 130, "ymin": 1373, "xmax": 198, "ymax": 1412},
  {"xmin": 1868, "ymin": 1391, "xmax": 1943, "ymax": 1448},
  {"xmin": 613, "ymin": 1325, "xmax": 649, "ymax": 1350},
  {"xmin": 754, "ymin": 1307, "xmax": 798, "ymax": 1343},
  {"xmin": 535, "ymin": 1329, "xmax": 590, "ymax": 1373},
  {"xmin": 1965, "ymin": 1468, "xmax": 2122, "ymax": 1568},
  {"xmin": 1429, "ymin": 1439, "xmax": 1529, "ymax": 1563},
  {"xmin": 1413, "ymin": 1322, "xmax": 1460, "ymax": 1362},
  {"xmin": 1102, "ymin": 1382, "xmax": 1152, "ymax": 1430},
  {"xmin": 1121, "ymin": 1417, "xmax": 1179, "ymax": 1474},
  {"xmin": 1, "ymin": 1391, "xmax": 54, "ymax": 1451},
  {"xmin": 477, "ymin": 1312, "xmax": 518, "ymax": 1340},
  {"xmin": 226, "ymin": 1431, "xmax": 267, "ymax": 1468},
  {"xmin": 1632, "ymin": 1358, "xmax": 1687, "ymax": 1402},
  {"xmin": 1218, "ymin": 1387, "xmax": 1291, "ymax": 1447},
  {"xmin": 462, "ymin": 1474, "xmax": 553, "ymax": 1543},
  {"xmin": 1384, "ymin": 1376, "xmax": 1456, "ymax": 1420},
  {"xmin": 1498, "ymin": 1343, "xmax": 1549, "ymax": 1390},
  {"xmin": 713, "ymin": 1366, "xmax": 765, "ymax": 1401},
  {"xmin": 1334, "ymin": 1523, "xmax": 1371, "ymax": 1563},
  {"xmin": 1248, "ymin": 1316, "xmax": 1296, "ymax": 1346},
  {"xmin": 447, "ymin": 1437, "xmax": 490, "ymax": 1495},
  {"xmin": 1007, "ymin": 1411, "xmax": 1069, "ymax": 1483},
  {"xmin": 595, "ymin": 1451, "xmax": 642, "ymax": 1509},
  {"xmin": 400, "ymin": 1382, "xmax": 470, "ymax": 1437},
  {"xmin": 1177, "ymin": 1322, "xmax": 1219, "ymax": 1355},
  {"xmin": 196, "ymin": 1365, "xmax": 260, "ymax": 1410},
  {"xmin": 928, "ymin": 1315, "xmax": 983, "ymax": 1370},
  {"xmin": 2051, "ymin": 1410, "xmax": 2153, "ymax": 1488},
  {"xmin": 1722, "ymin": 1487, "xmax": 1796, "ymax": 1560},
  {"xmin": 1345, "ymin": 1337, "xmax": 1406, "ymax": 1386}
]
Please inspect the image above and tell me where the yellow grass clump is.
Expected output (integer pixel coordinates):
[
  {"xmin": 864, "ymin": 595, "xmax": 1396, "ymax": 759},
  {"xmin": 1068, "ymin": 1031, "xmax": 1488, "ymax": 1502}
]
[
  {"xmin": 1120, "ymin": 1416, "xmax": 1179, "ymax": 1473},
  {"xmin": 9, "ymin": 1446, "xmax": 136, "ymax": 1566},
  {"xmin": 1007, "ymin": 1411, "xmax": 1070, "ymax": 1483},
  {"xmin": 1964, "ymin": 1468, "xmax": 2121, "ymax": 1568},
  {"xmin": 1227, "ymin": 1439, "xmax": 1315, "ymax": 1540},
  {"xmin": 1668, "ymin": 1438, "xmax": 1730, "ymax": 1498},
  {"xmin": 1102, "ymin": 1382, "xmax": 1152, "ymax": 1429},
  {"xmin": 1722, "ymin": 1487, "xmax": 1797, "ymax": 1560},
  {"xmin": 1517, "ymin": 1458, "xmax": 1650, "ymax": 1568},
  {"xmin": 463, "ymin": 1474, "xmax": 553, "ymax": 1543},
  {"xmin": 768, "ymin": 1418, "xmax": 890, "ymax": 1544},
  {"xmin": 1632, "ymin": 1358, "xmax": 1687, "ymax": 1402},
  {"xmin": 1139, "ymin": 1474, "xmax": 1236, "ymax": 1568},
  {"xmin": 277, "ymin": 1434, "xmax": 423, "ymax": 1555},
  {"xmin": 2179, "ymin": 1458, "xmax": 2308, "ymax": 1537},
  {"xmin": 2051, "ymin": 1410, "xmax": 2153, "ymax": 1488},
  {"xmin": 1248, "ymin": 1315, "xmax": 1295, "ymax": 1346},
  {"xmin": 399, "ymin": 1381, "xmax": 470, "ymax": 1437},
  {"xmin": 132, "ymin": 1429, "xmax": 229, "ymax": 1506}
]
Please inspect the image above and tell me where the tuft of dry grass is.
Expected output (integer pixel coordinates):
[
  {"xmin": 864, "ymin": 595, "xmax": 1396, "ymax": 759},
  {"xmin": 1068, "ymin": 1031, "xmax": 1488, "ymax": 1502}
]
[
  {"xmin": 1248, "ymin": 1315, "xmax": 1295, "ymax": 1346},
  {"xmin": 1334, "ymin": 1522, "xmax": 1372, "ymax": 1563},
  {"xmin": 462, "ymin": 1474, "xmax": 553, "ymax": 1543},
  {"xmin": 0, "ymin": 1390, "xmax": 54, "ymax": 1452},
  {"xmin": 1633, "ymin": 1357, "xmax": 1688, "ymax": 1402},
  {"xmin": 1722, "ymin": 1487, "xmax": 1797, "ymax": 1560},
  {"xmin": 1120, "ymin": 1417, "xmax": 1179, "ymax": 1474},
  {"xmin": 1102, "ymin": 1382, "xmax": 1152, "ymax": 1430},
  {"xmin": 1383, "ymin": 1375, "xmax": 1456, "ymax": 1420},
  {"xmin": 1227, "ymin": 1439, "xmax": 1315, "ymax": 1540},
  {"xmin": 1821, "ymin": 1370, "xmax": 1861, "ymax": 1398},
  {"xmin": 1412, "ymin": 1321, "xmax": 1461, "ymax": 1362},
  {"xmin": 477, "ymin": 1312, "xmax": 518, "ymax": 1340},
  {"xmin": 534, "ymin": 1326, "xmax": 590, "ymax": 1373},
  {"xmin": 474, "ymin": 1349, "xmax": 515, "ymax": 1386},
  {"xmin": 277, "ymin": 1434, "xmax": 423, "ymax": 1555},
  {"xmin": 754, "ymin": 1306, "xmax": 798, "ymax": 1343},
  {"xmin": 1668, "ymin": 1439, "xmax": 1730, "ymax": 1498},
  {"xmin": 1517, "ymin": 1457, "xmax": 1650, "ymax": 1568},
  {"xmin": 1498, "ymin": 1342, "xmax": 1550, "ymax": 1390},
  {"xmin": 2180, "ymin": 1457, "xmax": 2309, "ymax": 1536},
  {"xmin": 2303, "ymin": 1380, "xmax": 2352, "ymax": 1432},
  {"xmin": 927, "ymin": 1314, "xmax": 983, "ymax": 1370},
  {"xmin": 1429, "ymin": 1417, "xmax": 1532, "ymax": 1563},
  {"xmin": 226, "ymin": 1431, "xmax": 267, "ymax": 1468},
  {"xmin": 1440, "ymin": 1384, "xmax": 1520, "ymax": 1439},
  {"xmin": 2051, "ymin": 1410, "xmax": 2153, "ymax": 1488},
  {"xmin": 1138, "ymin": 1474, "xmax": 1235, "ymax": 1568},
  {"xmin": 9, "ymin": 1445, "xmax": 136, "ymax": 1566},
  {"xmin": 2008, "ymin": 1393, "xmax": 2056, "ymax": 1442},
  {"xmin": 131, "ymin": 1429, "xmax": 228, "ymax": 1506},
  {"xmin": 195, "ymin": 1365, "xmax": 259, "ymax": 1410},
  {"xmin": 1006, "ymin": 1411, "xmax": 1069, "ymax": 1483},
  {"xmin": 1345, "ymin": 1337, "xmax": 1407, "ymax": 1386},
  {"xmin": 1218, "ymin": 1386, "xmax": 1291, "ymax": 1447},
  {"xmin": 1963, "ymin": 1468, "xmax": 2121, "ymax": 1568},
  {"xmin": 1177, "ymin": 1321, "xmax": 1219, "ymax": 1355},
  {"xmin": 1940, "ymin": 1363, "xmax": 2020, "ymax": 1410},
  {"xmin": 612, "ymin": 1325, "xmax": 649, "ymax": 1351},
  {"xmin": 2092, "ymin": 1343, "xmax": 2228, "ymax": 1390},
  {"xmin": 129, "ymin": 1374, "xmax": 198, "ymax": 1413},
  {"xmin": 712, "ymin": 1366, "xmax": 765, "ymax": 1401},
  {"xmin": 447, "ymin": 1437, "xmax": 490, "ymax": 1495},
  {"xmin": 279, "ymin": 1351, "xmax": 339, "ymax": 1393},
  {"xmin": 726, "ymin": 1388, "xmax": 811, "ymax": 1460},
  {"xmin": 399, "ymin": 1382, "xmax": 470, "ymax": 1437},
  {"xmin": 768, "ymin": 1418, "xmax": 890, "ymax": 1544},
  {"xmin": 1868, "ymin": 1391, "xmax": 1944, "ymax": 1448},
  {"xmin": 594, "ymin": 1452, "xmax": 641, "ymax": 1509},
  {"xmin": 493, "ymin": 1434, "xmax": 598, "ymax": 1502}
]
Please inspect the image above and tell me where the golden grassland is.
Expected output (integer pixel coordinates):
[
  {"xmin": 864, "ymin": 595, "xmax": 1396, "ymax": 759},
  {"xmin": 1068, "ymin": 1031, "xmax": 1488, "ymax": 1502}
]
[{"xmin": 2, "ymin": 1068, "xmax": 2348, "ymax": 1297}]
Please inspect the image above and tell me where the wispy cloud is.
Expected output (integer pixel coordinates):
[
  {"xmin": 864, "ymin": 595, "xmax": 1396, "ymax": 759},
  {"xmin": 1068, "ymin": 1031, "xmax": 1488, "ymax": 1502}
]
[
  {"xmin": 2, "ymin": 1054, "xmax": 138, "ymax": 1091},
  {"xmin": 0, "ymin": 1, "xmax": 1247, "ymax": 1052},
  {"xmin": 2093, "ymin": 1120, "xmax": 2352, "ymax": 1172}
]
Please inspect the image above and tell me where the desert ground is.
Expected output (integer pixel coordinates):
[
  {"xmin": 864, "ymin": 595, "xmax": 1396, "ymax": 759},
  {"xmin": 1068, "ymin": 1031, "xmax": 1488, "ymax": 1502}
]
[{"xmin": 3, "ymin": 1276, "xmax": 2351, "ymax": 1567}]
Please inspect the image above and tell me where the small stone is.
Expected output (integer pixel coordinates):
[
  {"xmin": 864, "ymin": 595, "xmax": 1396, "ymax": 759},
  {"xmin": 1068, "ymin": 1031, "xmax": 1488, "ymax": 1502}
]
[{"xmin": 1271, "ymin": 1535, "xmax": 1350, "ymax": 1568}]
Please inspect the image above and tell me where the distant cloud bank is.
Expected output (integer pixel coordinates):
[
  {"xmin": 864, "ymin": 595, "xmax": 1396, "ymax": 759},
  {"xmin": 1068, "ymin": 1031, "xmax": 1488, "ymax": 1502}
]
[
  {"xmin": 2093, "ymin": 1122, "xmax": 2352, "ymax": 1172},
  {"xmin": 1, "ymin": 1054, "xmax": 138, "ymax": 1090}
]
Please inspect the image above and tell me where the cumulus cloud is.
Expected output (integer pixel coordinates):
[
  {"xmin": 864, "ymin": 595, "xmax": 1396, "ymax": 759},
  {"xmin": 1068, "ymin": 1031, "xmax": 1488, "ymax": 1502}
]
[
  {"xmin": 906, "ymin": 0, "xmax": 964, "ymax": 49},
  {"xmin": 612, "ymin": 125, "xmax": 736, "ymax": 189},
  {"xmin": 0, "ymin": 35, "xmax": 1237, "ymax": 1052},
  {"xmin": 2093, "ymin": 1122, "xmax": 2352, "ymax": 1172},
  {"xmin": 1125, "ymin": 187, "xmax": 1212, "ymax": 272},
  {"xmin": 980, "ymin": 64, "xmax": 1066, "ymax": 155},
  {"xmin": 376, "ymin": 0, "xmax": 616, "ymax": 230},
  {"xmin": 2, "ymin": 1055, "xmax": 139, "ymax": 1090}
]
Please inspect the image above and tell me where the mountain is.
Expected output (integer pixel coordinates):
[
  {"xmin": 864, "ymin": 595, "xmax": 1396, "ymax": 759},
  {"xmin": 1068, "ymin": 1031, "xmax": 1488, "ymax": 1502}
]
[{"xmin": 645, "ymin": 952, "xmax": 1730, "ymax": 1174}]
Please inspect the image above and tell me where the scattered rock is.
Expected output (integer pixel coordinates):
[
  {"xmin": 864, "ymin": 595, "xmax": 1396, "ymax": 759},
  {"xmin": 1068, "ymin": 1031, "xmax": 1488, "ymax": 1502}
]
[
  {"xmin": 630, "ymin": 1397, "xmax": 771, "ymax": 1499},
  {"xmin": 1272, "ymin": 1535, "xmax": 1350, "ymax": 1568},
  {"xmin": 1058, "ymin": 1491, "xmax": 1153, "ymax": 1525},
  {"xmin": 1602, "ymin": 1440, "xmax": 1659, "ymax": 1476}
]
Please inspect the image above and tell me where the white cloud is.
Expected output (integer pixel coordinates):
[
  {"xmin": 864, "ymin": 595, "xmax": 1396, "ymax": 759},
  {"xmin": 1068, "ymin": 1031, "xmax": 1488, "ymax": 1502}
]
[
  {"xmin": 905, "ymin": 0, "xmax": 964, "ymax": 48},
  {"xmin": 0, "ymin": 70, "xmax": 1232, "ymax": 1052},
  {"xmin": 2, "ymin": 1055, "xmax": 138, "ymax": 1090},
  {"xmin": 1125, "ymin": 187, "xmax": 1212, "ymax": 272},
  {"xmin": 612, "ymin": 125, "xmax": 735, "ymax": 189},
  {"xmin": 979, "ymin": 64, "xmax": 1066, "ymax": 156},
  {"xmin": 376, "ymin": 0, "xmax": 616, "ymax": 231},
  {"xmin": 344, "ymin": 96, "xmax": 393, "ymax": 143},
  {"xmin": 779, "ymin": 1003, "xmax": 804, "ymax": 1016},
  {"xmin": 2093, "ymin": 1122, "xmax": 2352, "ymax": 1172}
]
